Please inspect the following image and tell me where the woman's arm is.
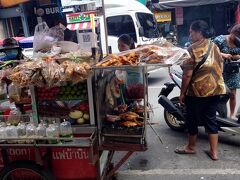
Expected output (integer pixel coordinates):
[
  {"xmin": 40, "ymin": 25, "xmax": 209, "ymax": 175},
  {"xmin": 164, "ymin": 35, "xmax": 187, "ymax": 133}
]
[
  {"xmin": 232, "ymin": 54, "xmax": 240, "ymax": 60},
  {"xmin": 221, "ymin": 52, "xmax": 232, "ymax": 59}
]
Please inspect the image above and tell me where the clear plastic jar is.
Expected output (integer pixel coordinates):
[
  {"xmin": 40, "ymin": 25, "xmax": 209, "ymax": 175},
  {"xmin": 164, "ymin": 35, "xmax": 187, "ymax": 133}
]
[
  {"xmin": 0, "ymin": 121, "xmax": 7, "ymax": 128},
  {"xmin": 60, "ymin": 120, "xmax": 73, "ymax": 138},
  {"xmin": 26, "ymin": 122, "xmax": 36, "ymax": 144},
  {"xmin": 46, "ymin": 123, "xmax": 60, "ymax": 144},
  {"xmin": 17, "ymin": 121, "xmax": 26, "ymax": 137},
  {"xmin": 17, "ymin": 121, "xmax": 26, "ymax": 144},
  {"xmin": 26, "ymin": 123, "xmax": 36, "ymax": 137},
  {"xmin": 36, "ymin": 121, "xmax": 46, "ymax": 138},
  {"xmin": 0, "ymin": 126, "xmax": 6, "ymax": 143},
  {"xmin": 5, "ymin": 124, "xmax": 18, "ymax": 143}
]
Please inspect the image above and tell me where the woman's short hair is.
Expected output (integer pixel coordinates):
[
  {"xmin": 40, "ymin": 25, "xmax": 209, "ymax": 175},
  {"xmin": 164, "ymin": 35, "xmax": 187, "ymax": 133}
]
[
  {"xmin": 118, "ymin": 34, "xmax": 135, "ymax": 49},
  {"xmin": 190, "ymin": 20, "xmax": 214, "ymax": 38}
]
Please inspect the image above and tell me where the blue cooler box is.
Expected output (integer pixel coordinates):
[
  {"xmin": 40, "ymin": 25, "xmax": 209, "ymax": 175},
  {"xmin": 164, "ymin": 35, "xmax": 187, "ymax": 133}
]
[{"xmin": 19, "ymin": 36, "xmax": 33, "ymax": 48}]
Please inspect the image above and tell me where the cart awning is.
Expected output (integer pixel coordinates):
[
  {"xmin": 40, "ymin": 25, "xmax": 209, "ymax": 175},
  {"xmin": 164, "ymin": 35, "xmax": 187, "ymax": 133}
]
[
  {"xmin": 153, "ymin": 0, "xmax": 238, "ymax": 10},
  {"xmin": 67, "ymin": 21, "xmax": 98, "ymax": 30}
]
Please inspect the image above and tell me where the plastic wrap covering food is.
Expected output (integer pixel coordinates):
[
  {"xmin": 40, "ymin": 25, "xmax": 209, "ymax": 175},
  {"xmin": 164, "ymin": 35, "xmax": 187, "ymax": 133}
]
[
  {"xmin": 57, "ymin": 49, "xmax": 92, "ymax": 63},
  {"xmin": 41, "ymin": 61, "xmax": 66, "ymax": 87},
  {"xmin": 9, "ymin": 61, "xmax": 45, "ymax": 87},
  {"xmin": 61, "ymin": 61, "xmax": 91, "ymax": 84},
  {"xmin": 96, "ymin": 41, "xmax": 190, "ymax": 67},
  {"xmin": 9, "ymin": 60, "xmax": 91, "ymax": 87}
]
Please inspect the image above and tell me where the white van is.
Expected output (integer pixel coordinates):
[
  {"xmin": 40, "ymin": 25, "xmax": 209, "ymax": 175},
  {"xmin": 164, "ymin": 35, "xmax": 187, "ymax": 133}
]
[{"xmin": 99, "ymin": 0, "xmax": 161, "ymax": 54}]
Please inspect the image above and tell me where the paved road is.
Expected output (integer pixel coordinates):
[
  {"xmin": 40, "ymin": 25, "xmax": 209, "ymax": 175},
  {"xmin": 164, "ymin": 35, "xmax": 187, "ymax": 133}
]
[{"xmin": 115, "ymin": 67, "xmax": 240, "ymax": 180}]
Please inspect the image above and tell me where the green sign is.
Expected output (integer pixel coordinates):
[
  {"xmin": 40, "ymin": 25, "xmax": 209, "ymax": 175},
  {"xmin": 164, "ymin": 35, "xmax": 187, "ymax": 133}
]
[{"xmin": 68, "ymin": 14, "xmax": 91, "ymax": 23}]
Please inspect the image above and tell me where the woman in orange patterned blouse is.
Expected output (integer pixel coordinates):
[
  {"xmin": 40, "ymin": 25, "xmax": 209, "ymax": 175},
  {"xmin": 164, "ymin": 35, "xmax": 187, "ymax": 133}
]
[{"xmin": 175, "ymin": 20, "xmax": 226, "ymax": 160}]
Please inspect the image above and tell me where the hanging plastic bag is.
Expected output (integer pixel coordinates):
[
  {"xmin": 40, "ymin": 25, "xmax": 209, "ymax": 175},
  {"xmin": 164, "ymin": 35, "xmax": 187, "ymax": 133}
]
[{"xmin": 33, "ymin": 22, "xmax": 56, "ymax": 52}]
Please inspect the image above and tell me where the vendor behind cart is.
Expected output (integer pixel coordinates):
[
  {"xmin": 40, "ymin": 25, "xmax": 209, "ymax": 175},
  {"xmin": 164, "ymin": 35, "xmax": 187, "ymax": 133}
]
[{"xmin": 118, "ymin": 34, "xmax": 143, "ymax": 84}]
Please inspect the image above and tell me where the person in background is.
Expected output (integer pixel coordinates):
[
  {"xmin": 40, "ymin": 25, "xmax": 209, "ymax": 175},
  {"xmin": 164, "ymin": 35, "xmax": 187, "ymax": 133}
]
[
  {"xmin": 117, "ymin": 34, "xmax": 142, "ymax": 85},
  {"xmin": 1, "ymin": 38, "xmax": 22, "ymax": 60},
  {"xmin": 118, "ymin": 34, "xmax": 135, "ymax": 52},
  {"xmin": 175, "ymin": 20, "xmax": 226, "ymax": 161},
  {"xmin": 214, "ymin": 24, "xmax": 240, "ymax": 120}
]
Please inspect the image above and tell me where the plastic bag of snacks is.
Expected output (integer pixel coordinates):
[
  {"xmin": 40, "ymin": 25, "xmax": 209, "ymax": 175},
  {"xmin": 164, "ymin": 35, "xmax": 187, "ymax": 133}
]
[
  {"xmin": 8, "ymin": 83, "xmax": 21, "ymax": 102},
  {"xmin": 41, "ymin": 61, "xmax": 66, "ymax": 87},
  {"xmin": 7, "ymin": 104, "xmax": 22, "ymax": 126}
]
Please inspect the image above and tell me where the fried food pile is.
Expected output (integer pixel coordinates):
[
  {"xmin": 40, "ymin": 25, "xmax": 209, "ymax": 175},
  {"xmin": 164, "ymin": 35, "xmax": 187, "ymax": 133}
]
[
  {"xmin": 9, "ymin": 60, "xmax": 91, "ymax": 87},
  {"xmin": 96, "ymin": 45, "xmax": 168, "ymax": 67},
  {"xmin": 119, "ymin": 111, "xmax": 140, "ymax": 121},
  {"xmin": 96, "ymin": 52, "xmax": 139, "ymax": 67},
  {"xmin": 119, "ymin": 111, "xmax": 144, "ymax": 127},
  {"xmin": 120, "ymin": 121, "xmax": 143, "ymax": 127},
  {"xmin": 96, "ymin": 44, "xmax": 191, "ymax": 67}
]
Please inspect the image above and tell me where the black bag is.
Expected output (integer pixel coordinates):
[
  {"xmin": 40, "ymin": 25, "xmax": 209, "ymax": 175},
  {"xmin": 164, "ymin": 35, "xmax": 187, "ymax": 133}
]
[{"xmin": 224, "ymin": 61, "xmax": 239, "ymax": 74}]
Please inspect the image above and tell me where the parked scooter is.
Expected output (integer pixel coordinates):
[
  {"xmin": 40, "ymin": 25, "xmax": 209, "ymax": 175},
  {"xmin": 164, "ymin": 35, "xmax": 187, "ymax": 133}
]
[{"xmin": 158, "ymin": 67, "xmax": 240, "ymax": 135}]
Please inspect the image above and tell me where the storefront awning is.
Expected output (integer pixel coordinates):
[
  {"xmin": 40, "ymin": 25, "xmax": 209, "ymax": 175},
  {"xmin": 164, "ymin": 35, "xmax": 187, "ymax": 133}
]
[
  {"xmin": 67, "ymin": 21, "xmax": 97, "ymax": 30},
  {"xmin": 153, "ymin": 0, "xmax": 238, "ymax": 10}
]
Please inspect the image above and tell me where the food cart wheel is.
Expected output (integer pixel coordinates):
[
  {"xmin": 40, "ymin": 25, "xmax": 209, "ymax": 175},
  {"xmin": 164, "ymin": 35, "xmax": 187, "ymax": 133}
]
[{"xmin": 0, "ymin": 160, "xmax": 55, "ymax": 180}]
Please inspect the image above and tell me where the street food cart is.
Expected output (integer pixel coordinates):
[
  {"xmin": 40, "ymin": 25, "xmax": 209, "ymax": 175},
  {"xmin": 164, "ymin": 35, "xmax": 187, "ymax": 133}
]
[{"xmin": 0, "ymin": 0, "xmax": 191, "ymax": 178}]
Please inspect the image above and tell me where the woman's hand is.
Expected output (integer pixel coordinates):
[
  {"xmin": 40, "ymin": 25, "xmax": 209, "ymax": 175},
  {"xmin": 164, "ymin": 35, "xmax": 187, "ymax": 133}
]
[
  {"xmin": 221, "ymin": 53, "xmax": 232, "ymax": 59},
  {"xmin": 179, "ymin": 93, "xmax": 185, "ymax": 105}
]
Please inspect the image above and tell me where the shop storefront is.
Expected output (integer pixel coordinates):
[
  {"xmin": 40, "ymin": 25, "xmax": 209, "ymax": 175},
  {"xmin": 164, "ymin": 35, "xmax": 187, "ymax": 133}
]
[
  {"xmin": 152, "ymin": 0, "xmax": 239, "ymax": 46},
  {"xmin": 0, "ymin": 2, "xmax": 30, "ymax": 38}
]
